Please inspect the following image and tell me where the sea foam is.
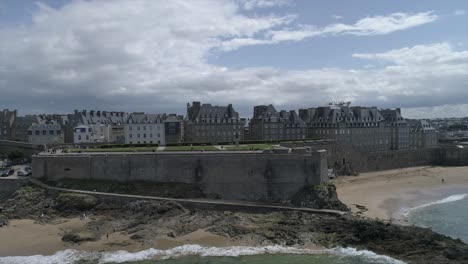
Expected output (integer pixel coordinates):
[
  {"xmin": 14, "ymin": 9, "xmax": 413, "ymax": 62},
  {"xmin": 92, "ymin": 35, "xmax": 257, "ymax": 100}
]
[
  {"xmin": 0, "ymin": 245, "xmax": 406, "ymax": 264},
  {"xmin": 403, "ymin": 193, "xmax": 468, "ymax": 217}
]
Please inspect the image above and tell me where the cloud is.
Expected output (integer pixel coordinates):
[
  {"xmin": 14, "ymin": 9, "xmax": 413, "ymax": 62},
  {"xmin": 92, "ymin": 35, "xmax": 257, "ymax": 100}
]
[
  {"xmin": 241, "ymin": 0, "xmax": 290, "ymax": 10},
  {"xmin": 0, "ymin": 1, "xmax": 465, "ymax": 118},
  {"xmin": 454, "ymin": 9, "xmax": 466, "ymax": 16},
  {"xmin": 221, "ymin": 11, "xmax": 438, "ymax": 50},
  {"xmin": 332, "ymin": 15, "xmax": 343, "ymax": 19}
]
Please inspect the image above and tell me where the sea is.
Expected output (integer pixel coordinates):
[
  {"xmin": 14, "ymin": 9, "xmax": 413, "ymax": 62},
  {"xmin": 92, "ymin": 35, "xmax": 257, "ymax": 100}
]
[{"xmin": 1, "ymin": 194, "xmax": 467, "ymax": 264}]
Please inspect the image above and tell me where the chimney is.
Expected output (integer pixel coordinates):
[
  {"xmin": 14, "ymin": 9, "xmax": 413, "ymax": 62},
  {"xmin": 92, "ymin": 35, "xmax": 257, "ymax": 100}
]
[
  {"xmin": 90, "ymin": 110, "xmax": 95, "ymax": 116},
  {"xmin": 97, "ymin": 111, "xmax": 101, "ymax": 117},
  {"xmin": 82, "ymin": 110, "xmax": 87, "ymax": 116}
]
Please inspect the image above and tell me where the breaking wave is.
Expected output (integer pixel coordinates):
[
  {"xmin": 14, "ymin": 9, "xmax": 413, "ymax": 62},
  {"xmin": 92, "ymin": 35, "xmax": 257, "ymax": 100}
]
[
  {"xmin": 0, "ymin": 244, "xmax": 405, "ymax": 264},
  {"xmin": 403, "ymin": 193, "xmax": 468, "ymax": 217}
]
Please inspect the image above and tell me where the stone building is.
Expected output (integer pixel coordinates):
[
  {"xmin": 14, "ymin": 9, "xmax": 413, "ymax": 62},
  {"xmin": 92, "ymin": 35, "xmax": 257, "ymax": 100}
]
[
  {"xmin": 184, "ymin": 102, "xmax": 244, "ymax": 143},
  {"xmin": 124, "ymin": 113, "xmax": 166, "ymax": 145},
  {"xmin": 73, "ymin": 124, "xmax": 111, "ymax": 144},
  {"xmin": 249, "ymin": 105, "xmax": 306, "ymax": 141},
  {"xmin": 408, "ymin": 120, "xmax": 439, "ymax": 149},
  {"xmin": 164, "ymin": 114, "xmax": 183, "ymax": 144},
  {"xmin": 0, "ymin": 109, "xmax": 17, "ymax": 140},
  {"xmin": 380, "ymin": 108, "xmax": 409, "ymax": 150},
  {"xmin": 12, "ymin": 115, "xmax": 38, "ymax": 142},
  {"xmin": 70, "ymin": 110, "xmax": 127, "ymax": 144},
  {"xmin": 27, "ymin": 123, "xmax": 64, "ymax": 145},
  {"xmin": 299, "ymin": 104, "xmax": 393, "ymax": 152}
]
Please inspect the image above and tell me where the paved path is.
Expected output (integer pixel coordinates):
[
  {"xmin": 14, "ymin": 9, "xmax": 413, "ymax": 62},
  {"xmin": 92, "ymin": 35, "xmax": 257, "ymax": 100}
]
[{"xmin": 30, "ymin": 179, "xmax": 348, "ymax": 217}]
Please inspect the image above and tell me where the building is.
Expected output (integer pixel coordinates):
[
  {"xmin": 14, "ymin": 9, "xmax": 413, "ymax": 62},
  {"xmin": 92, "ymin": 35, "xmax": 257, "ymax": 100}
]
[
  {"xmin": 12, "ymin": 115, "xmax": 38, "ymax": 142},
  {"xmin": 0, "ymin": 109, "xmax": 17, "ymax": 140},
  {"xmin": 70, "ymin": 110, "xmax": 127, "ymax": 144},
  {"xmin": 299, "ymin": 103, "xmax": 393, "ymax": 152},
  {"xmin": 124, "ymin": 113, "xmax": 166, "ymax": 145},
  {"xmin": 27, "ymin": 123, "xmax": 64, "ymax": 145},
  {"xmin": 408, "ymin": 120, "xmax": 439, "ymax": 149},
  {"xmin": 164, "ymin": 114, "xmax": 183, "ymax": 144},
  {"xmin": 380, "ymin": 108, "xmax": 409, "ymax": 150},
  {"xmin": 249, "ymin": 105, "xmax": 306, "ymax": 141},
  {"xmin": 184, "ymin": 102, "xmax": 244, "ymax": 143}
]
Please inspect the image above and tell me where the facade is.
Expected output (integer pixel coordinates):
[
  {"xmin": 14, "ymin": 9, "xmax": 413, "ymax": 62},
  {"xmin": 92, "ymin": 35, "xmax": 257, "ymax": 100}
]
[
  {"xmin": 164, "ymin": 114, "xmax": 183, "ymax": 144},
  {"xmin": 299, "ymin": 104, "xmax": 393, "ymax": 152},
  {"xmin": 408, "ymin": 120, "xmax": 439, "ymax": 149},
  {"xmin": 124, "ymin": 113, "xmax": 166, "ymax": 145},
  {"xmin": 0, "ymin": 109, "xmax": 17, "ymax": 140},
  {"xmin": 27, "ymin": 123, "xmax": 64, "ymax": 145},
  {"xmin": 380, "ymin": 108, "xmax": 409, "ymax": 150},
  {"xmin": 69, "ymin": 110, "xmax": 127, "ymax": 144},
  {"xmin": 12, "ymin": 115, "xmax": 38, "ymax": 142},
  {"xmin": 184, "ymin": 102, "xmax": 244, "ymax": 143},
  {"xmin": 249, "ymin": 105, "xmax": 306, "ymax": 141}
]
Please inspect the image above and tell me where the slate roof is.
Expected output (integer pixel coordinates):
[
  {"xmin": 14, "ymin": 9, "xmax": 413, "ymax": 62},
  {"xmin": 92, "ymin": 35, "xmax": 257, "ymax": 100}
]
[{"xmin": 408, "ymin": 120, "xmax": 438, "ymax": 132}]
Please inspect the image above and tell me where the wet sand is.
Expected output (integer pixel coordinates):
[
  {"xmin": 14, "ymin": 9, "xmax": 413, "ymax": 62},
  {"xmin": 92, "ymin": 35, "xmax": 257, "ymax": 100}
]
[{"xmin": 335, "ymin": 166, "xmax": 468, "ymax": 223}]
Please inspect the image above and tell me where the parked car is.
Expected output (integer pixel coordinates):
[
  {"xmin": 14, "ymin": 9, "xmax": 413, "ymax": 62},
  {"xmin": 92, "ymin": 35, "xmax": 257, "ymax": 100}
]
[
  {"xmin": 17, "ymin": 170, "xmax": 25, "ymax": 176},
  {"xmin": 25, "ymin": 166, "xmax": 32, "ymax": 172},
  {"xmin": 7, "ymin": 169, "xmax": 14, "ymax": 176},
  {"xmin": 0, "ymin": 170, "xmax": 7, "ymax": 177}
]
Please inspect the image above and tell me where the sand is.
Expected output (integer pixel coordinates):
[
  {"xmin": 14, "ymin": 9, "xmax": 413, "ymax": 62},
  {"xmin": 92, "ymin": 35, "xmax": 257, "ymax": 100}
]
[
  {"xmin": 334, "ymin": 166, "xmax": 468, "ymax": 223},
  {"xmin": 0, "ymin": 216, "xmax": 236, "ymax": 257}
]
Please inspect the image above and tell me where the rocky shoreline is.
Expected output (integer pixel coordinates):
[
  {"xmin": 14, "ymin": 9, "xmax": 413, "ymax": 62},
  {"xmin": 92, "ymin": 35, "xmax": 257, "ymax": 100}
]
[{"xmin": 1, "ymin": 183, "xmax": 467, "ymax": 263}]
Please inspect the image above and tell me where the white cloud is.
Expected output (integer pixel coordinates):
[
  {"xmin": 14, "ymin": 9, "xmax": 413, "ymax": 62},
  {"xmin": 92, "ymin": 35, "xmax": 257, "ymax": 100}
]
[
  {"xmin": 222, "ymin": 11, "xmax": 438, "ymax": 50},
  {"xmin": 332, "ymin": 15, "xmax": 343, "ymax": 19},
  {"xmin": 454, "ymin": 9, "xmax": 466, "ymax": 16},
  {"xmin": 0, "ymin": 1, "xmax": 465, "ymax": 118},
  {"xmin": 241, "ymin": 0, "xmax": 290, "ymax": 10}
]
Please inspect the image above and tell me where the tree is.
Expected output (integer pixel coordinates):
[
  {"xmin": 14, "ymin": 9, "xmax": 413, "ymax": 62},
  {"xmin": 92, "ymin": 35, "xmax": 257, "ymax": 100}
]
[{"xmin": 8, "ymin": 150, "xmax": 24, "ymax": 160}]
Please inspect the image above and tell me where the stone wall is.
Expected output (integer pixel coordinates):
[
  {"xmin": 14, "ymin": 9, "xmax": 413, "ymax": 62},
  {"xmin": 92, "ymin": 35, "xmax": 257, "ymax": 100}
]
[
  {"xmin": 32, "ymin": 151, "xmax": 327, "ymax": 202},
  {"xmin": 281, "ymin": 141, "xmax": 467, "ymax": 173},
  {"xmin": 0, "ymin": 140, "xmax": 44, "ymax": 158}
]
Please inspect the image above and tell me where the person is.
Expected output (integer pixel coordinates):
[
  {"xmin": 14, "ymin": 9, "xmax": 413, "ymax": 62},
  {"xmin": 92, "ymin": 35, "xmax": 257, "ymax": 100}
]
[
  {"xmin": 442, "ymin": 178, "xmax": 445, "ymax": 183},
  {"xmin": 106, "ymin": 233, "xmax": 109, "ymax": 239}
]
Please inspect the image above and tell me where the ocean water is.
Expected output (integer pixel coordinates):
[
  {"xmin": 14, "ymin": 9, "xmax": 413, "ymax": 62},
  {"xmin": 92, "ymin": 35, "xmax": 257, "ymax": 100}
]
[
  {"xmin": 0, "ymin": 245, "xmax": 405, "ymax": 264},
  {"xmin": 406, "ymin": 193, "xmax": 468, "ymax": 242}
]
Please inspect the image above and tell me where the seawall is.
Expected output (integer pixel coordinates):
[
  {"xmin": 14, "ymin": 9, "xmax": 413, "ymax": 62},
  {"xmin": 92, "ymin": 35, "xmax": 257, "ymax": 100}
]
[
  {"xmin": 280, "ymin": 141, "xmax": 468, "ymax": 173},
  {"xmin": 32, "ymin": 151, "xmax": 328, "ymax": 202}
]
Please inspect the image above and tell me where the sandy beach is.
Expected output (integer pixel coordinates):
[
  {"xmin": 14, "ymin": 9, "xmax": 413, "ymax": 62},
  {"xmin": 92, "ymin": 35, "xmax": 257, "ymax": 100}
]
[
  {"xmin": 335, "ymin": 166, "xmax": 468, "ymax": 223},
  {"xmin": 0, "ymin": 217, "xmax": 235, "ymax": 257}
]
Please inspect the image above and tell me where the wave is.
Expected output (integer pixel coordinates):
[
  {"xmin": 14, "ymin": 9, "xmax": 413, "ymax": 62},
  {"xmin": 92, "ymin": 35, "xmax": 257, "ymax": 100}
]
[
  {"xmin": 403, "ymin": 193, "xmax": 468, "ymax": 217},
  {"xmin": 0, "ymin": 244, "xmax": 405, "ymax": 264}
]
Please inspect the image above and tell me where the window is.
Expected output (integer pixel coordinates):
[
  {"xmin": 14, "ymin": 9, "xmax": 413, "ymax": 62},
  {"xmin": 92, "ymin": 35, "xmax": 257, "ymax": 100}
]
[
  {"xmin": 49, "ymin": 130, "xmax": 54, "ymax": 135},
  {"xmin": 129, "ymin": 134, "xmax": 133, "ymax": 138},
  {"xmin": 86, "ymin": 135, "xmax": 89, "ymax": 140},
  {"xmin": 143, "ymin": 133, "xmax": 146, "ymax": 138},
  {"xmin": 78, "ymin": 135, "xmax": 82, "ymax": 140},
  {"xmin": 57, "ymin": 130, "xmax": 61, "ymax": 134},
  {"xmin": 35, "ymin": 130, "xmax": 40, "ymax": 135},
  {"xmin": 42, "ymin": 130, "xmax": 46, "ymax": 135},
  {"xmin": 28, "ymin": 131, "xmax": 32, "ymax": 135},
  {"xmin": 80, "ymin": 128, "xmax": 86, "ymax": 133}
]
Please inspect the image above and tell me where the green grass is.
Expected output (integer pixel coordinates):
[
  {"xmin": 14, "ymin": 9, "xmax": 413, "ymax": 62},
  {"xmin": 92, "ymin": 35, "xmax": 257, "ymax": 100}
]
[
  {"xmin": 68, "ymin": 147, "xmax": 159, "ymax": 153},
  {"xmin": 163, "ymin": 145, "xmax": 219, "ymax": 151},
  {"xmin": 223, "ymin": 143, "xmax": 279, "ymax": 151}
]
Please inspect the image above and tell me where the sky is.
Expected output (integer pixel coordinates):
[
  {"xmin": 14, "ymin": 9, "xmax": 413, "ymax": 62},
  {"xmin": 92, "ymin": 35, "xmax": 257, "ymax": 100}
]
[{"xmin": 0, "ymin": 0, "xmax": 467, "ymax": 118}]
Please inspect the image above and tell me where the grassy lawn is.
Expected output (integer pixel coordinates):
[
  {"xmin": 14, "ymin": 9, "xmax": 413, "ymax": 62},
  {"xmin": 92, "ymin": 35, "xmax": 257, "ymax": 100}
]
[
  {"xmin": 164, "ymin": 145, "xmax": 219, "ymax": 151},
  {"xmin": 68, "ymin": 147, "xmax": 159, "ymax": 153},
  {"xmin": 223, "ymin": 143, "xmax": 278, "ymax": 151}
]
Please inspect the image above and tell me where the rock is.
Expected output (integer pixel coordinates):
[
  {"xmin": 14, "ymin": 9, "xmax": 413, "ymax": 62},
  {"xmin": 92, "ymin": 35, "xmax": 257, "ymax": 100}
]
[
  {"xmin": 129, "ymin": 234, "xmax": 144, "ymax": 240},
  {"xmin": 291, "ymin": 183, "xmax": 350, "ymax": 211},
  {"xmin": 167, "ymin": 231, "xmax": 176, "ymax": 238},
  {"xmin": 443, "ymin": 247, "xmax": 462, "ymax": 260},
  {"xmin": 55, "ymin": 193, "xmax": 98, "ymax": 211},
  {"xmin": 62, "ymin": 233, "xmax": 98, "ymax": 243}
]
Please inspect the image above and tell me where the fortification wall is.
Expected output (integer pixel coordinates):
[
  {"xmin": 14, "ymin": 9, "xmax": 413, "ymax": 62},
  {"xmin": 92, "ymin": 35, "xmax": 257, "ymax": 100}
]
[
  {"xmin": 32, "ymin": 152, "xmax": 327, "ymax": 202},
  {"xmin": 281, "ymin": 141, "xmax": 466, "ymax": 173},
  {"xmin": 0, "ymin": 140, "xmax": 44, "ymax": 158}
]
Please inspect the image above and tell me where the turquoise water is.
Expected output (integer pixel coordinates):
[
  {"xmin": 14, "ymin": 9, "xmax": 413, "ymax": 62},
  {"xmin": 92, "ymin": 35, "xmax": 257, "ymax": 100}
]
[{"xmin": 407, "ymin": 193, "xmax": 468, "ymax": 242}]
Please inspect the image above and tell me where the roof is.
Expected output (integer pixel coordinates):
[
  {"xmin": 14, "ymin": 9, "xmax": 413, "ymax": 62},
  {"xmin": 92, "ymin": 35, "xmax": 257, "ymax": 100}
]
[
  {"xmin": 408, "ymin": 120, "xmax": 438, "ymax": 132},
  {"xmin": 127, "ymin": 113, "xmax": 166, "ymax": 124}
]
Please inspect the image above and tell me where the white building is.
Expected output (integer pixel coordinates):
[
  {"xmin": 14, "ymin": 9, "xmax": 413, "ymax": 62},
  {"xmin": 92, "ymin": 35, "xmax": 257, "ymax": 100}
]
[
  {"xmin": 28, "ymin": 123, "xmax": 64, "ymax": 145},
  {"xmin": 124, "ymin": 113, "xmax": 166, "ymax": 145},
  {"xmin": 73, "ymin": 124, "xmax": 111, "ymax": 144}
]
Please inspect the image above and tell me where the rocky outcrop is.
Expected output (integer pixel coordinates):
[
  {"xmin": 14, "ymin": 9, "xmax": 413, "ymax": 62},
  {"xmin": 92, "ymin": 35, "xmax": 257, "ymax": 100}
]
[
  {"xmin": 291, "ymin": 183, "xmax": 350, "ymax": 211},
  {"xmin": 55, "ymin": 193, "xmax": 98, "ymax": 212}
]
